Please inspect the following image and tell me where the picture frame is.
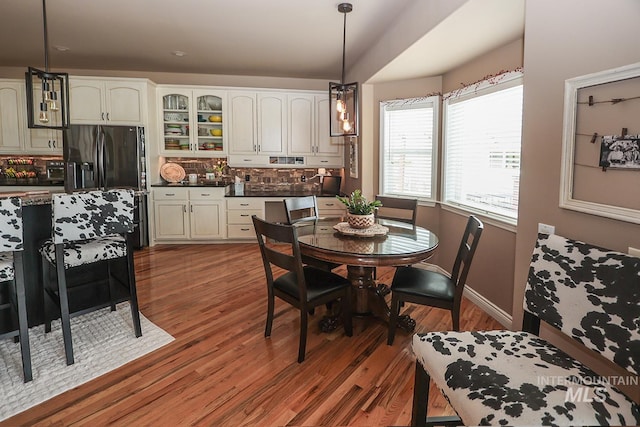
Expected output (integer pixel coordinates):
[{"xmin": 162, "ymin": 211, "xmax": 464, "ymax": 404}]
[
  {"xmin": 559, "ymin": 62, "xmax": 640, "ymax": 224},
  {"xmin": 349, "ymin": 137, "xmax": 358, "ymax": 178}
]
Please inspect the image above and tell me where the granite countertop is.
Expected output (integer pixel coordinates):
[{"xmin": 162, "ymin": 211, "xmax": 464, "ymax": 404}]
[
  {"xmin": 226, "ymin": 189, "xmax": 336, "ymax": 198},
  {"xmin": 0, "ymin": 190, "xmax": 59, "ymax": 206},
  {"xmin": 151, "ymin": 182, "xmax": 230, "ymax": 188}
]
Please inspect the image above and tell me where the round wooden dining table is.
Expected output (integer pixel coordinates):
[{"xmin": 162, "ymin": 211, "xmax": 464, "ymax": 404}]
[{"xmin": 296, "ymin": 218, "xmax": 439, "ymax": 332}]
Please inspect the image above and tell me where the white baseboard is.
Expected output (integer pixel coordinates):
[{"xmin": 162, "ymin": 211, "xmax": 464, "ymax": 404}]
[
  {"xmin": 415, "ymin": 261, "xmax": 513, "ymax": 329},
  {"xmin": 463, "ymin": 285, "xmax": 513, "ymax": 329}
]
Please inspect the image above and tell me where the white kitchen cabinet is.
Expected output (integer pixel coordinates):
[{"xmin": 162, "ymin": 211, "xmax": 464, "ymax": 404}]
[
  {"xmin": 257, "ymin": 93, "xmax": 287, "ymax": 155},
  {"xmin": 0, "ymin": 79, "xmax": 62, "ymax": 154},
  {"xmin": 157, "ymin": 87, "xmax": 227, "ymax": 157},
  {"xmin": 317, "ymin": 197, "xmax": 346, "ymax": 217},
  {"xmin": 27, "ymin": 128, "xmax": 62, "ymax": 153},
  {"xmin": 188, "ymin": 188, "xmax": 225, "ymax": 239},
  {"xmin": 69, "ymin": 77, "xmax": 146, "ymax": 125},
  {"xmin": 228, "ymin": 92, "xmax": 256, "ymax": 155},
  {"xmin": 154, "ymin": 199, "xmax": 190, "ymax": 240},
  {"xmin": 228, "ymin": 91, "xmax": 287, "ymax": 159},
  {"xmin": 26, "ymin": 82, "xmax": 64, "ymax": 153},
  {"xmin": 0, "ymin": 80, "xmax": 26, "ymax": 153},
  {"xmin": 226, "ymin": 197, "xmax": 263, "ymax": 239},
  {"xmin": 288, "ymin": 93, "xmax": 343, "ymax": 167},
  {"xmin": 153, "ymin": 187, "xmax": 225, "ymax": 241}
]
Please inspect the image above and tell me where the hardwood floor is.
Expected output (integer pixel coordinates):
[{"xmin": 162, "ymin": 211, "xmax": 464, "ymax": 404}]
[{"xmin": 7, "ymin": 244, "xmax": 503, "ymax": 426}]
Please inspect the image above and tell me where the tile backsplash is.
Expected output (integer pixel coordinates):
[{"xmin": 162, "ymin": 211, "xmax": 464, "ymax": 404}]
[
  {"xmin": 0, "ymin": 155, "xmax": 63, "ymax": 185},
  {"xmin": 164, "ymin": 157, "xmax": 342, "ymax": 190}
]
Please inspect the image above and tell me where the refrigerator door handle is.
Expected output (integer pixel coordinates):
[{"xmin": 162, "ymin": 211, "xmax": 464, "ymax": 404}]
[{"xmin": 97, "ymin": 128, "xmax": 106, "ymax": 189}]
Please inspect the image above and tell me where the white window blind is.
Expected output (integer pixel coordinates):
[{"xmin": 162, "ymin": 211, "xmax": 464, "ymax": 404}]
[
  {"xmin": 380, "ymin": 97, "xmax": 438, "ymax": 201},
  {"xmin": 443, "ymin": 73, "xmax": 523, "ymax": 222}
]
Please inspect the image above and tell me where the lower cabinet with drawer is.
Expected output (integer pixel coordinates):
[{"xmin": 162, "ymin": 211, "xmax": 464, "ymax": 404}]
[
  {"xmin": 153, "ymin": 187, "xmax": 226, "ymax": 241},
  {"xmin": 317, "ymin": 196, "xmax": 346, "ymax": 218},
  {"xmin": 226, "ymin": 197, "xmax": 264, "ymax": 239}
]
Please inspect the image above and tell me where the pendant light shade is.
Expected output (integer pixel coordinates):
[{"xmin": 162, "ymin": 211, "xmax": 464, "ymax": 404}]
[
  {"xmin": 25, "ymin": 0, "xmax": 70, "ymax": 129},
  {"xmin": 329, "ymin": 3, "xmax": 359, "ymax": 137}
]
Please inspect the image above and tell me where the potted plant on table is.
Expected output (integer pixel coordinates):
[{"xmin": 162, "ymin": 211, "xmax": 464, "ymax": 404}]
[{"xmin": 337, "ymin": 190, "xmax": 382, "ymax": 229}]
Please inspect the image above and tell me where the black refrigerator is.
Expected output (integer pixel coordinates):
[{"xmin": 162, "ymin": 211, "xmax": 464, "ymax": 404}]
[{"xmin": 63, "ymin": 124, "xmax": 149, "ymax": 248}]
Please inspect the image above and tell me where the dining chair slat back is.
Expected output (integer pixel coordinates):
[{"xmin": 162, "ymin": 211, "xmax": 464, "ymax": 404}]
[
  {"xmin": 283, "ymin": 195, "xmax": 341, "ymax": 272},
  {"xmin": 284, "ymin": 195, "xmax": 319, "ymax": 224},
  {"xmin": 252, "ymin": 215, "xmax": 353, "ymax": 363},
  {"xmin": 375, "ymin": 196, "xmax": 418, "ymax": 225}
]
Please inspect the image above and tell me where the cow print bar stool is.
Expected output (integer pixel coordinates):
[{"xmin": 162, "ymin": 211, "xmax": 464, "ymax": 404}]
[
  {"xmin": 40, "ymin": 189, "xmax": 142, "ymax": 366},
  {"xmin": 0, "ymin": 197, "xmax": 32, "ymax": 382}
]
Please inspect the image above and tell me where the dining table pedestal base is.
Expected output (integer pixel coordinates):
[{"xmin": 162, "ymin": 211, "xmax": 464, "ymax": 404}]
[{"xmin": 319, "ymin": 265, "xmax": 416, "ymax": 333}]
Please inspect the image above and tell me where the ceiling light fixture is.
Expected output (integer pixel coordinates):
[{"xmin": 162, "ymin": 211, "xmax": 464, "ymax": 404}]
[
  {"xmin": 172, "ymin": 51, "xmax": 187, "ymax": 57},
  {"xmin": 329, "ymin": 3, "xmax": 359, "ymax": 137},
  {"xmin": 25, "ymin": 0, "xmax": 70, "ymax": 129}
]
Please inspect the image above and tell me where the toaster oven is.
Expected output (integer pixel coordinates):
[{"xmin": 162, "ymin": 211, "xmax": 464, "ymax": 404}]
[{"xmin": 45, "ymin": 160, "xmax": 65, "ymax": 182}]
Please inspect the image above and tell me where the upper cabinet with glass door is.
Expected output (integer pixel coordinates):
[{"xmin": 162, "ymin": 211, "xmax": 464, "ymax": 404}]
[
  {"xmin": 158, "ymin": 87, "xmax": 226, "ymax": 157},
  {"xmin": 159, "ymin": 88, "xmax": 192, "ymax": 155},
  {"xmin": 194, "ymin": 90, "xmax": 226, "ymax": 155}
]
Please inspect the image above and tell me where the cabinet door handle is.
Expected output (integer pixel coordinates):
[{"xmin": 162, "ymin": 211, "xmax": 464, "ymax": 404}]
[
  {"xmin": 201, "ymin": 193, "xmax": 210, "ymax": 197},
  {"xmin": 325, "ymin": 203, "xmax": 335, "ymax": 207},
  {"xmin": 240, "ymin": 228, "xmax": 250, "ymax": 231},
  {"xmin": 240, "ymin": 214, "xmax": 249, "ymax": 217},
  {"xmin": 243, "ymin": 159, "xmax": 251, "ymax": 162},
  {"xmin": 183, "ymin": 205, "xmax": 187, "ymax": 213},
  {"xmin": 190, "ymin": 205, "xmax": 193, "ymax": 213},
  {"xmin": 101, "ymin": 112, "xmax": 105, "ymax": 120},
  {"xmin": 240, "ymin": 203, "xmax": 249, "ymax": 206},
  {"xmin": 320, "ymin": 160, "xmax": 328, "ymax": 163},
  {"xmin": 52, "ymin": 140, "xmax": 56, "ymax": 148},
  {"xmin": 106, "ymin": 112, "xmax": 110, "ymax": 121},
  {"xmin": 48, "ymin": 140, "xmax": 51, "ymax": 148},
  {"xmin": 166, "ymin": 193, "xmax": 175, "ymax": 196}
]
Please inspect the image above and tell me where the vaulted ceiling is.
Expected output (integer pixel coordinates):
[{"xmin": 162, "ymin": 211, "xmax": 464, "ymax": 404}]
[{"xmin": 0, "ymin": 0, "xmax": 524, "ymax": 83}]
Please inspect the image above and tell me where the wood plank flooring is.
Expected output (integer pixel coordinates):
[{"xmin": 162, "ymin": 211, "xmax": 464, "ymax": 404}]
[{"xmin": 6, "ymin": 243, "xmax": 503, "ymax": 426}]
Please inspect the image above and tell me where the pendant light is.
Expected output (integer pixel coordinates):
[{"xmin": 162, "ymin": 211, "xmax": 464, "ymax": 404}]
[
  {"xmin": 329, "ymin": 3, "xmax": 359, "ymax": 137},
  {"xmin": 25, "ymin": 0, "xmax": 70, "ymax": 129}
]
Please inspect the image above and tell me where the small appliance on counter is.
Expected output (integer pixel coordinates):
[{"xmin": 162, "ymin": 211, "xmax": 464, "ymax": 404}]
[
  {"xmin": 45, "ymin": 160, "xmax": 65, "ymax": 183},
  {"xmin": 321, "ymin": 175, "xmax": 342, "ymax": 196}
]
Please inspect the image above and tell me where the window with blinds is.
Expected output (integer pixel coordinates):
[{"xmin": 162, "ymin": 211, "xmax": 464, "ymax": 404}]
[
  {"xmin": 442, "ymin": 72, "xmax": 523, "ymax": 222},
  {"xmin": 380, "ymin": 96, "xmax": 438, "ymax": 201}
]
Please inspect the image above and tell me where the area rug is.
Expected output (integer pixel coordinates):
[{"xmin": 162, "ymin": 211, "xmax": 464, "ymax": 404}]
[{"xmin": 0, "ymin": 303, "xmax": 174, "ymax": 421}]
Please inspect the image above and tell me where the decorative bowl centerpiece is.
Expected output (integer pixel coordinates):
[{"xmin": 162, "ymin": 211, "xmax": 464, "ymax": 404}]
[{"xmin": 337, "ymin": 190, "xmax": 382, "ymax": 229}]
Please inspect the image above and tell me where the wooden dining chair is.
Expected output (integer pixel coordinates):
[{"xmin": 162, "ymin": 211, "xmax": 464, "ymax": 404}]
[
  {"xmin": 374, "ymin": 195, "xmax": 418, "ymax": 225},
  {"xmin": 283, "ymin": 195, "xmax": 341, "ymax": 272},
  {"xmin": 387, "ymin": 215, "xmax": 483, "ymax": 345},
  {"xmin": 252, "ymin": 215, "xmax": 352, "ymax": 363},
  {"xmin": 372, "ymin": 195, "xmax": 419, "ymax": 280}
]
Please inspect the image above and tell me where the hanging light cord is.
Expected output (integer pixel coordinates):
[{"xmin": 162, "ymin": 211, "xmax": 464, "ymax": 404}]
[
  {"xmin": 341, "ymin": 9, "xmax": 347, "ymax": 84},
  {"xmin": 42, "ymin": 0, "xmax": 49, "ymax": 72}
]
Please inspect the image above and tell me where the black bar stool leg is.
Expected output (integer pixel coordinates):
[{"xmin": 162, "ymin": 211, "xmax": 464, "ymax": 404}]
[{"xmin": 55, "ymin": 245, "xmax": 74, "ymax": 366}]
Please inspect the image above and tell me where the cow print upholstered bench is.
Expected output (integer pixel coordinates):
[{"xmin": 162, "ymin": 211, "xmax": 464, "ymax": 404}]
[{"xmin": 410, "ymin": 233, "xmax": 640, "ymax": 426}]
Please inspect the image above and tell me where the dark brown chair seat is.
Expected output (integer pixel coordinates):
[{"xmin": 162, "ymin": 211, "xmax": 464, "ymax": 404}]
[
  {"xmin": 390, "ymin": 268, "xmax": 455, "ymax": 301},
  {"xmin": 387, "ymin": 215, "xmax": 483, "ymax": 345},
  {"xmin": 252, "ymin": 215, "xmax": 353, "ymax": 363}
]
